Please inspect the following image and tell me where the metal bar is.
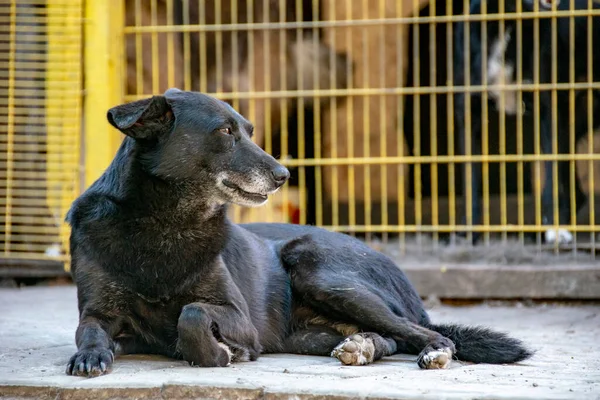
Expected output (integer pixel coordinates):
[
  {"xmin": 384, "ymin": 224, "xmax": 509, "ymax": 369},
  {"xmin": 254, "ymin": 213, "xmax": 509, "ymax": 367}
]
[
  {"xmin": 84, "ymin": 0, "xmax": 124, "ymax": 186},
  {"xmin": 397, "ymin": 0, "xmax": 406, "ymax": 253},
  {"xmin": 587, "ymin": 0, "xmax": 596, "ymax": 259},
  {"xmin": 45, "ymin": 0, "xmax": 84, "ymax": 271},
  {"xmin": 429, "ymin": 0, "xmax": 438, "ymax": 247},
  {"xmin": 345, "ymin": 0, "xmax": 355, "ymax": 232},
  {"xmin": 134, "ymin": 0, "xmax": 143, "ymax": 95},
  {"xmin": 296, "ymin": 0, "xmax": 306, "ymax": 226},
  {"xmin": 278, "ymin": 153, "xmax": 600, "ymax": 167},
  {"xmin": 446, "ymin": 0, "xmax": 456, "ymax": 245},
  {"xmin": 482, "ymin": 0, "xmax": 490, "ymax": 245},
  {"xmin": 122, "ymin": 10, "xmax": 600, "ymax": 34},
  {"xmin": 121, "ymin": 81, "xmax": 600, "ymax": 100},
  {"xmin": 329, "ymin": 0, "xmax": 339, "ymax": 228},
  {"xmin": 316, "ymin": 224, "xmax": 600, "ymax": 234},
  {"xmin": 413, "ymin": 0, "xmax": 422, "ymax": 248},
  {"xmin": 182, "ymin": 0, "xmax": 191, "ymax": 91},
  {"xmin": 361, "ymin": 0, "xmax": 370, "ymax": 240},
  {"xmin": 150, "ymin": 0, "xmax": 159, "ymax": 93},
  {"xmin": 378, "ymin": 0, "xmax": 387, "ymax": 241},
  {"xmin": 3, "ymin": 1, "xmax": 17, "ymax": 254},
  {"xmin": 313, "ymin": 0, "xmax": 323, "ymax": 227},
  {"xmin": 167, "ymin": 0, "xmax": 175, "ymax": 89}
]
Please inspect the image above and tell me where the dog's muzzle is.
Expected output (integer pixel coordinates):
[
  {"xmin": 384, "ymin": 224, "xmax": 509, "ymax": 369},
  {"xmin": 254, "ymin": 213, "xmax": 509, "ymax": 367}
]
[{"xmin": 222, "ymin": 179, "xmax": 269, "ymax": 203}]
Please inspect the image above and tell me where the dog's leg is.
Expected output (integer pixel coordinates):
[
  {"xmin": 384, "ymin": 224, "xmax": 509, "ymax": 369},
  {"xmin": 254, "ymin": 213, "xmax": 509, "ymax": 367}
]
[
  {"xmin": 283, "ymin": 234, "xmax": 531, "ymax": 367},
  {"xmin": 301, "ymin": 289, "xmax": 452, "ymax": 368},
  {"xmin": 557, "ymin": 118, "xmax": 586, "ymax": 228},
  {"xmin": 284, "ymin": 236, "xmax": 454, "ymax": 369},
  {"xmin": 284, "ymin": 244, "xmax": 454, "ymax": 369},
  {"xmin": 177, "ymin": 304, "xmax": 233, "ymax": 367},
  {"xmin": 557, "ymin": 158, "xmax": 577, "ymax": 224},
  {"xmin": 283, "ymin": 326, "xmax": 345, "ymax": 356},
  {"xmin": 456, "ymin": 92, "xmax": 483, "ymax": 243},
  {"xmin": 283, "ymin": 326, "xmax": 396, "ymax": 366},
  {"xmin": 66, "ymin": 316, "xmax": 116, "ymax": 377},
  {"xmin": 556, "ymin": 98, "xmax": 588, "ymax": 234},
  {"xmin": 177, "ymin": 302, "xmax": 260, "ymax": 367},
  {"xmin": 540, "ymin": 95, "xmax": 574, "ymax": 244},
  {"xmin": 540, "ymin": 96, "xmax": 556, "ymax": 235}
]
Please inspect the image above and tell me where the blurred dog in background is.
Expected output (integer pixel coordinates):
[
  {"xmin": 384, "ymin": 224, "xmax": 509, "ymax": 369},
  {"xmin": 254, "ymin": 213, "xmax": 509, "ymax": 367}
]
[
  {"xmin": 454, "ymin": 0, "xmax": 600, "ymax": 244},
  {"xmin": 124, "ymin": 0, "xmax": 351, "ymax": 151}
]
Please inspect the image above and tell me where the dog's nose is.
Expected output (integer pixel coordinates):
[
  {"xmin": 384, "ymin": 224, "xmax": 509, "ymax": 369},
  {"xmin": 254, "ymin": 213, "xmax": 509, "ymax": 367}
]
[{"xmin": 271, "ymin": 165, "xmax": 290, "ymax": 186}]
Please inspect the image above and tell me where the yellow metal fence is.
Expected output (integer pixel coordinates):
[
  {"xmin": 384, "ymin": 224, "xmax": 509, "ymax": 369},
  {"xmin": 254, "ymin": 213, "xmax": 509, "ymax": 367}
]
[
  {"xmin": 113, "ymin": 0, "xmax": 600, "ymax": 257},
  {"xmin": 2, "ymin": 0, "xmax": 600, "ymax": 272},
  {"xmin": 1, "ymin": 0, "xmax": 83, "ymax": 270}
]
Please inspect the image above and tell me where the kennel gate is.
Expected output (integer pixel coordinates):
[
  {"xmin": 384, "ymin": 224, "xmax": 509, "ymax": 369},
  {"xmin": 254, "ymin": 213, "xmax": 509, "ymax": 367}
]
[{"xmin": 0, "ymin": 0, "xmax": 83, "ymax": 273}]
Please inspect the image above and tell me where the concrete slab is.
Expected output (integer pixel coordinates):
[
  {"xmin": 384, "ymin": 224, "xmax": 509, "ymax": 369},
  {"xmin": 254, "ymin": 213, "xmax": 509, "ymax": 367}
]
[
  {"xmin": 375, "ymin": 239, "xmax": 600, "ymax": 300},
  {"xmin": 0, "ymin": 286, "xmax": 599, "ymax": 400},
  {"xmin": 401, "ymin": 263, "xmax": 600, "ymax": 299}
]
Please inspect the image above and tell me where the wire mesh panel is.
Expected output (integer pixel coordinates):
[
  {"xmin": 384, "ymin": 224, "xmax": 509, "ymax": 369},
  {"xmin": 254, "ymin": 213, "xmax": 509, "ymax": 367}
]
[
  {"xmin": 119, "ymin": 0, "xmax": 599, "ymax": 264},
  {"xmin": 0, "ymin": 0, "xmax": 83, "ymax": 272},
  {"xmin": 439, "ymin": 0, "xmax": 599, "ymax": 263}
]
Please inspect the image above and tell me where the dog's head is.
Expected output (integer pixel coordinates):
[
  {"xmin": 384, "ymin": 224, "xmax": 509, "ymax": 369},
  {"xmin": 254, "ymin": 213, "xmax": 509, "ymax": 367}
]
[{"xmin": 106, "ymin": 89, "xmax": 290, "ymax": 208}]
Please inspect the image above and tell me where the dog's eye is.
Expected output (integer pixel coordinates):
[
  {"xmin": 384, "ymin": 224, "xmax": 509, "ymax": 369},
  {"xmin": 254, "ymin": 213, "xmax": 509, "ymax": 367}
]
[{"xmin": 218, "ymin": 127, "xmax": 232, "ymax": 135}]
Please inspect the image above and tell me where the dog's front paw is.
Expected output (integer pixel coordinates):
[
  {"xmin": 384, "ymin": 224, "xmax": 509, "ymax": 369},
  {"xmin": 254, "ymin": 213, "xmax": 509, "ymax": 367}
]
[
  {"xmin": 185, "ymin": 342, "xmax": 231, "ymax": 368},
  {"xmin": 217, "ymin": 342, "xmax": 233, "ymax": 366},
  {"xmin": 545, "ymin": 229, "xmax": 573, "ymax": 245},
  {"xmin": 66, "ymin": 348, "xmax": 114, "ymax": 377},
  {"xmin": 331, "ymin": 334, "xmax": 375, "ymax": 366}
]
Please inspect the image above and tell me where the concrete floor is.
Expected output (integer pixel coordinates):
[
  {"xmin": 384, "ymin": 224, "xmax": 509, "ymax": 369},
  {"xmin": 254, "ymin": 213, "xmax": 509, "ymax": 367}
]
[{"xmin": 0, "ymin": 286, "xmax": 599, "ymax": 400}]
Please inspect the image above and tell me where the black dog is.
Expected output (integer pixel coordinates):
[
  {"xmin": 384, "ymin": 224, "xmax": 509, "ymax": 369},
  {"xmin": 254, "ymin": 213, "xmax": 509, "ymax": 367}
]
[
  {"xmin": 65, "ymin": 89, "xmax": 531, "ymax": 377},
  {"xmin": 454, "ymin": 0, "xmax": 600, "ymax": 244}
]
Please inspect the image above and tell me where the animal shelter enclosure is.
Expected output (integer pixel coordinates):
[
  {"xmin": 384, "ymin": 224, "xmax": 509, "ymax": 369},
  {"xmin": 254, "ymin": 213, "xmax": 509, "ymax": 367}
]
[{"xmin": 1, "ymin": 0, "xmax": 600, "ymax": 274}]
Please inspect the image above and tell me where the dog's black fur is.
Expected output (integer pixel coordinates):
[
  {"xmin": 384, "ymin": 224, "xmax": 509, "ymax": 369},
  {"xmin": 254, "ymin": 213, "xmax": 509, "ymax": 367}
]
[
  {"xmin": 454, "ymin": 0, "xmax": 600, "ymax": 243},
  {"xmin": 65, "ymin": 89, "xmax": 532, "ymax": 377}
]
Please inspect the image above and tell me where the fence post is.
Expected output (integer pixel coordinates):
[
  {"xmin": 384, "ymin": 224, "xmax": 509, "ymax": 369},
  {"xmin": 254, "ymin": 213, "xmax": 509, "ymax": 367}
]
[
  {"xmin": 46, "ymin": 0, "xmax": 85, "ymax": 269},
  {"xmin": 84, "ymin": 0, "xmax": 125, "ymax": 188}
]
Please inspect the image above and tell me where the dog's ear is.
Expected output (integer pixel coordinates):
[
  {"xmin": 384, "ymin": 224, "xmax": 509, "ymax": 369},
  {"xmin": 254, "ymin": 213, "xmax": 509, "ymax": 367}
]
[{"xmin": 107, "ymin": 96, "xmax": 174, "ymax": 140}]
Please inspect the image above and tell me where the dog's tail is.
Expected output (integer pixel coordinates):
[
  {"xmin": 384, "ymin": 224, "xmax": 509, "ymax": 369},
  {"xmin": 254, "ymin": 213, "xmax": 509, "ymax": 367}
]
[{"xmin": 426, "ymin": 323, "xmax": 534, "ymax": 364}]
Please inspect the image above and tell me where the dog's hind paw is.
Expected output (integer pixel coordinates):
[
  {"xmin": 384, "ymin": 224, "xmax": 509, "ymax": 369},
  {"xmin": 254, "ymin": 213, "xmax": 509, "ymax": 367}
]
[
  {"xmin": 417, "ymin": 347, "xmax": 453, "ymax": 370},
  {"xmin": 66, "ymin": 348, "xmax": 114, "ymax": 377},
  {"xmin": 331, "ymin": 334, "xmax": 375, "ymax": 366},
  {"xmin": 545, "ymin": 229, "xmax": 573, "ymax": 245}
]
